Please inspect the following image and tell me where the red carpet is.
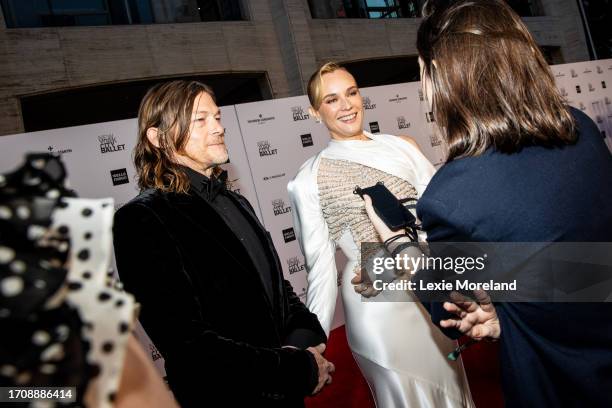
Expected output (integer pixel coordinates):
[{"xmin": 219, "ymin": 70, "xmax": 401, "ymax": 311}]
[{"xmin": 306, "ymin": 326, "xmax": 503, "ymax": 408}]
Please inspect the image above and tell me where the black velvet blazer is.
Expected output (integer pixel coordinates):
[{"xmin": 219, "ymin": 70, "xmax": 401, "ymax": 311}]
[{"xmin": 113, "ymin": 187, "xmax": 326, "ymax": 408}]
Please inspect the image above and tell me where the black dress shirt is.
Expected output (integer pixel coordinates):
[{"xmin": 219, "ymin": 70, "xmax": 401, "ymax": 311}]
[{"xmin": 182, "ymin": 166, "xmax": 277, "ymax": 307}]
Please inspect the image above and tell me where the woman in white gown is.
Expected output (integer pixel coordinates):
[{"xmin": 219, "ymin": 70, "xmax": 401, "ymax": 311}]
[{"xmin": 287, "ymin": 63, "xmax": 474, "ymax": 407}]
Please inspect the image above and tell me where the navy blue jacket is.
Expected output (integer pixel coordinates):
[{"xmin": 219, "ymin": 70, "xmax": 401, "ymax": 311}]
[{"xmin": 415, "ymin": 108, "xmax": 612, "ymax": 407}]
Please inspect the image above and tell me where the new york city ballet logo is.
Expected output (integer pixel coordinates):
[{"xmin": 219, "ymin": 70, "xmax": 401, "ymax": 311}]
[
  {"xmin": 430, "ymin": 133, "xmax": 442, "ymax": 147},
  {"xmin": 388, "ymin": 94, "xmax": 408, "ymax": 103},
  {"xmin": 291, "ymin": 106, "xmax": 310, "ymax": 121},
  {"xmin": 363, "ymin": 96, "xmax": 377, "ymax": 110},
  {"xmin": 248, "ymin": 114, "xmax": 275, "ymax": 125},
  {"xmin": 272, "ymin": 199, "xmax": 291, "ymax": 216},
  {"xmin": 110, "ymin": 168, "xmax": 129, "ymax": 186},
  {"xmin": 300, "ymin": 133, "xmax": 313, "ymax": 147},
  {"xmin": 257, "ymin": 140, "xmax": 278, "ymax": 157},
  {"xmin": 282, "ymin": 227, "xmax": 296, "ymax": 243},
  {"xmin": 397, "ymin": 116, "xmax": 411, "ymax": 130},
  {"xmin": 98, "ymin": 134, "xmax": 125, "ymax": 154},
  {"xmin": 287, "ymin": 257, "xmax": 305, "ymax": 274},
  {"xmin": 150, "ymin": 344, "xmax": 162, "ymax": 362}
]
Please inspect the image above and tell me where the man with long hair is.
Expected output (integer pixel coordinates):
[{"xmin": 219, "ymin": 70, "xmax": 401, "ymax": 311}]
[{"xmin": 112, "ymin": 80, "xmax": 333, "ymax": 407}]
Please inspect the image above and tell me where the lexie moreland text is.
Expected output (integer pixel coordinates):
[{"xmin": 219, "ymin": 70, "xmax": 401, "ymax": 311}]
[{"xmin": 372, "ymin": 279, "xmax": 518, "ymax": 292}]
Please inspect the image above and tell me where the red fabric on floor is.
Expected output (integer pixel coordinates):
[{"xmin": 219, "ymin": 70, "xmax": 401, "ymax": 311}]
[
  {"xmin": 306, "ymin": 326, "xmax": 504, "ymax": 408},
  {"xmin": 305, "ymin": 326, "xmax": 375, "ymax": 408}
]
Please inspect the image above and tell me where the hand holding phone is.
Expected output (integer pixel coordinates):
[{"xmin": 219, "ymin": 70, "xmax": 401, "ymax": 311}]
[{"xmin": 354, "ymin": 182, "xmax": 416, "ymax": 231}]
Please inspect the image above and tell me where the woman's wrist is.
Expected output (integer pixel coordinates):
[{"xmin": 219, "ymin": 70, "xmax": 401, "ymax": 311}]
[{"xmin": 382, "ymin": 233, "xmax": 410, "ymax": 250}]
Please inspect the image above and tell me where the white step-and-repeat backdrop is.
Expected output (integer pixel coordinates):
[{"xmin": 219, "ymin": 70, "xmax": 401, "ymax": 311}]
[{"xmin": 0, "ymin": 59, "xmax": 610, "ymax": 376}]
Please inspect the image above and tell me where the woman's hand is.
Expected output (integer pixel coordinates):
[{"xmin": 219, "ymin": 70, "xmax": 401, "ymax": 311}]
[{"xmin": 441, "ymin": 290, "xmax": 501, "ymax": 340}]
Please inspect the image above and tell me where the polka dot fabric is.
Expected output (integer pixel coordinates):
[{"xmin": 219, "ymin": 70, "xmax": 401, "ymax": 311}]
[
  {"xmin": 54, "ymin": 197, "xmax": 135, "ymax": 408},
  {"xmin": 0, "ymin": 154, "xmax": 135, "ymax": 407}
]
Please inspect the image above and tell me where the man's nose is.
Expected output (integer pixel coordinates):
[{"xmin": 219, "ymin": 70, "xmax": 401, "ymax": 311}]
[{"xmin": 210, "ymin": 119, "xmax": 224, "ymax": 135}]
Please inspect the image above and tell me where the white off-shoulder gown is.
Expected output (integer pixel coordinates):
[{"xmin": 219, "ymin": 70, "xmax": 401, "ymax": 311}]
[{"xmin": 287, "ymin": 132, "xmax": 474, "ymax": 408}]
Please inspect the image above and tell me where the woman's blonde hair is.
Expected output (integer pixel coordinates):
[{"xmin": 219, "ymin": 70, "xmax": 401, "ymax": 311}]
[
  {"xmin": 134, "ymin": 80, "xmax": 222, "ymax": 194},
  {"xmin": 307, "ymin": 62, "xmax": 349, "ymax": 109},
  {"xmin": 417, "ymin": 0, "xmax": 576, "ymax": 162}
]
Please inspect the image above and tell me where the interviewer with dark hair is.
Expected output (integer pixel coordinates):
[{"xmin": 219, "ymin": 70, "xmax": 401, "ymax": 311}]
[{"xmin": 356, "ymin": 0, "xmax": 612, "ymax": 406}]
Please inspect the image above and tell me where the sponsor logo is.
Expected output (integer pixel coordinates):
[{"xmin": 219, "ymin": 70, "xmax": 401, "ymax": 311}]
[
  {"xmin": 369, "ymin": 121, "xmax": 380, "ymax": 133},
  {"xmin": 571, "ymin": 69, "xmax": 578, "ymax": 78},
  {"xmin": 47, "ymin": 146, "xmax": 72, "ymax": 155},
  {"xmin": 291, "ymin": 106, "xmax": 310, "ymax": 121},
  {"xmin": 300, "ymin": 133, "xmax": 313, "ymax": 147},
  {"xmin": 588, "ymin": 83, "xmax": 595, "ymax": 92},
  {"xmin": 257, "ymin": 140, "xmax": 278, "ymax": 157},
  {"xmin": 287, "ymin": 256, "xmax": 305, "ymax": 274},
  {"xmin": 597, "ymin": 66, "xmax": 604, "ymax": 74},
  {"xmin": 397, "ymin": 116, "xmax": 411, "ymax": 129},
  {"xmin": 575, "ymin": 85, "xmax": 581, "ymax": 94},
  {"xmin": 602, "ymin": 81, "xmax": 607, "ymax": 89},
  {"xmin": 388, "ymin": 94, "xmax": 408, "ymax": 103},
  {"xmin": 430, "ymin": 133, "xmax": 442, "ymax": 147},
  {"xmin": 110, "ymin": 168, "xmax": 129, "ymax": 186},
  {"xmin": 272, "ymin": 199, "xmax": 291, "ymax": 216},
  {"xmin": 363, "ymin": 96, "xmax": 377, "ymax": 110},
  {"xmin": 247, "ymin": 113, "xmax": 275, "ymax": 125},
  {"xmin": 282, "ymin": 227, "xmax": 296, "ymax": 243},
  {"xmin": 263, "ymin": 172, "xmax": 286, "ymax": 181},
  {"xmin": 98, "ymin": 133, "xmax": 125, "ymax": 154}
]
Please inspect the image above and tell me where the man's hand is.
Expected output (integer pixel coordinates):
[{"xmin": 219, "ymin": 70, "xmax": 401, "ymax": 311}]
[
  {"xmin": 306, "ymin": 343, "xmax": 335, "ymax": 394},
  {"xmin": 440, "ymin": 290, "xmax": 501, "ymax": 340}
]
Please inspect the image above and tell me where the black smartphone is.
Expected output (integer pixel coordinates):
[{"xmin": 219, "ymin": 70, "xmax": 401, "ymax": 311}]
[{"xmin": 354, "ymin": 182, "xmax": 416, "ymax": 231}]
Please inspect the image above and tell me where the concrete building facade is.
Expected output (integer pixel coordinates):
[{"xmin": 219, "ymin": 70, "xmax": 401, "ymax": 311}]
[{"xmin": 0, "ymin": 0, "xmax": 591, "ymax": 136}]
